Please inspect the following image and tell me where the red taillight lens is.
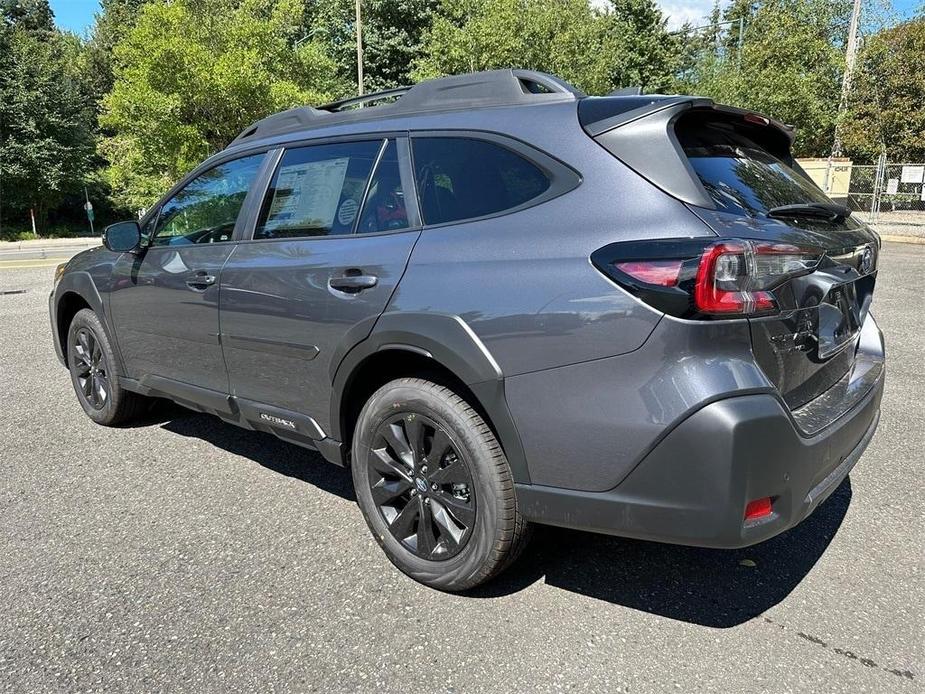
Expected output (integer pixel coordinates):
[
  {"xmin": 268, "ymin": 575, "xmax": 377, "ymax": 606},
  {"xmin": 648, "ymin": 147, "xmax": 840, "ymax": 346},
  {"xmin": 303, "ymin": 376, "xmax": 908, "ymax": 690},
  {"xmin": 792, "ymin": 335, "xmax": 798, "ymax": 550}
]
[
  {"xmin": 591, "ymin": 237, "xmax": 822, "ymax": 319},
  {"xmin": 614, "ymin": 259, "xmax": 683, "ymax": 287},
  {"xmin": 694, "ymin": 240, "xmax": 819, "ymax": 315},
  {"xmin": 744, "ymin": 497, "xmax": 773, "ymax": 521}
]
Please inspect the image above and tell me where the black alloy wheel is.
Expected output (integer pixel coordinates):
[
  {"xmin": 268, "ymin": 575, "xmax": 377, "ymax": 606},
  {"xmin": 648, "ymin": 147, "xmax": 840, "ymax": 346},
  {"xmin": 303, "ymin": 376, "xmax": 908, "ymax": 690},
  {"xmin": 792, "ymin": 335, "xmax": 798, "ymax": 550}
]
[
  {"xmin": 352, "ymin": 378, "xmax": 531, "ymax": 591},
  {"xmin": 368, "ymin": 412, "xmax": 476, "ymax": 560},
  {"xmin": 71, "ymin": 326, "xmax": 110, "ymax": 410},
  {"xmin": 66, "ymin": 308, "xmax": 148, "ymax": 425}
]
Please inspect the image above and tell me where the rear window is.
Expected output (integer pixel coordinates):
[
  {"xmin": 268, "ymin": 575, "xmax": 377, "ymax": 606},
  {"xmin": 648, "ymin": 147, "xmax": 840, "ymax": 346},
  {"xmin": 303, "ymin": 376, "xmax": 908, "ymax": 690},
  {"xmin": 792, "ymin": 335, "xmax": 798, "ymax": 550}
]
[
  {"xmin": 677, "ymin": 114, "xmax": 831, "ymax": 218},
  {"xmin": 412, "ymin": 137, "xmax": 550, "ymax": 225}
]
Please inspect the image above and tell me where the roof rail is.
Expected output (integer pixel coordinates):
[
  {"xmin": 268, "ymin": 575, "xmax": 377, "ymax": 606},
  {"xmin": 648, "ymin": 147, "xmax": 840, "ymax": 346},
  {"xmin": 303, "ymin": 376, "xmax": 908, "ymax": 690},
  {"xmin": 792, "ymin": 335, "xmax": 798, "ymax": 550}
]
[
  {"xmin": 609, "ymin": 86, "xmax": 643, "ymax": 96},
  {"xmin": 318, "ymin": 87, "xmax": 411, "ymax": 113},
  {"xmin": 231, "ymin": 69, "xmax": 584, "ymax": 146},
  {"xmin": 231, "ymin": 106, "xmax": 326, "ymax": 144}
]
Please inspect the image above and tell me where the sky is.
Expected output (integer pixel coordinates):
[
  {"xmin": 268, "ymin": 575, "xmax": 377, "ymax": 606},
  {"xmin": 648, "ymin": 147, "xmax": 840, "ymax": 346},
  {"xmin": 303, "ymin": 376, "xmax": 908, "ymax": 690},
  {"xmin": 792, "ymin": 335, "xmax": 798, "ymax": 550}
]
[{"xmin": 48, "ymin": 0, "xmax": 921, "ymax": 34}]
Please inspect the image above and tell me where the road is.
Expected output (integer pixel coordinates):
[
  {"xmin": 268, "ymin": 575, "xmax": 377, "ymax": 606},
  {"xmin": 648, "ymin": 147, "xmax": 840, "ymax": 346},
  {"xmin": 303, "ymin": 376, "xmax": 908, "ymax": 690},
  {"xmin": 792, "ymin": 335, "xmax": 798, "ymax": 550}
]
[
  {"xmin": 1, "ymin": 243, "xmax": 922, "ymax": 693},
  {"xmin": 0, "ymin": 238, "xmax": 100, "ymax": 270}
]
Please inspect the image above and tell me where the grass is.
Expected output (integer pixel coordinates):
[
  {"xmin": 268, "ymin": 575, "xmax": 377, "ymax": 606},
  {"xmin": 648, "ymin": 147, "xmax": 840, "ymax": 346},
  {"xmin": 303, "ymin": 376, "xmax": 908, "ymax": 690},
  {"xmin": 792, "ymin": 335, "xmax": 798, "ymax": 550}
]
[{"xmin": 0, "ymin": 225, "xmax": 98, "ymax": 242}]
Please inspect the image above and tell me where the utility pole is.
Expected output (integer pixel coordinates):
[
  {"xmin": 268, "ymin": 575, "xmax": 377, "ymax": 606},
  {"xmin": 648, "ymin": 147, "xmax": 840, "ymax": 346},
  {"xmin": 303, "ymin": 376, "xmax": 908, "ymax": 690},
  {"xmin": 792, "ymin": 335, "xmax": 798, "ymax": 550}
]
[
  {"xmin": 83, "ymin": 186, "xmax": 95, "ymax": 236},
  {"xmin": 831, "ymin": 0, "xmax": 863, "ymax": 157},
  {"xmin": 355, "ymin": 0, "xmax": 364, "ymax": 96},
  {"xmin": 736, "ymin": 17, "xmax": 744, "ymax": 71}
]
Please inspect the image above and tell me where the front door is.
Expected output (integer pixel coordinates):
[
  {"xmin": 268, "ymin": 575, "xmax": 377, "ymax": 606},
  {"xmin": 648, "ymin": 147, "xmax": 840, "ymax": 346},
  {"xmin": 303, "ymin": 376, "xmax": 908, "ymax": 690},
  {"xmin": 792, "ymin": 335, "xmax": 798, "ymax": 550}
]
[
  {"xmin": 109, "ymin": 153, "xmax": 266, "ymax": 392},
  {"xmin": 219, "ymin": 138, "xmax": 420, "ymax": 431}
]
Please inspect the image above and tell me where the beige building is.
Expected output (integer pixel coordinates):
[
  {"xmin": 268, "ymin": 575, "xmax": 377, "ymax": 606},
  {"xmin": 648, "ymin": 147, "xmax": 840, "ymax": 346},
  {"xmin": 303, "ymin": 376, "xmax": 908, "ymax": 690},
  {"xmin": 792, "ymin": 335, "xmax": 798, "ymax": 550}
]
[{"xmin": 797, "ymin": 157, "xmax": 853, "ymax": 202}]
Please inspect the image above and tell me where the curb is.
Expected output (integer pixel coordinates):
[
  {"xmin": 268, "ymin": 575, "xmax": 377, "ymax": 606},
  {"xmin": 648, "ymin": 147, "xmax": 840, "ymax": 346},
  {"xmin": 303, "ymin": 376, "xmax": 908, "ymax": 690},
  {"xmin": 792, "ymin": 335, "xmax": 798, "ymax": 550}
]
[
  {"xmin": 0, "ymin": 237, "xmax": 100, "ymax": 251},
  {"xmin": 0, "ymin": 239, "xmax": 101, "ymax": 260},
  {"xmin": 880, "ymin": 234, "xmax": 925, "ymax": 245}
]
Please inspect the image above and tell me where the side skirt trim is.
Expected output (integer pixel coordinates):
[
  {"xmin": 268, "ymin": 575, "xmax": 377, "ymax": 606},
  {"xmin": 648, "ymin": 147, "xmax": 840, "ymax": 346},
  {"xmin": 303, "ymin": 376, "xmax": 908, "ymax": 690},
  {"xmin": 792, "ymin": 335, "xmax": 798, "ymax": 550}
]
[{"xmin": 120, "ymin": 376, "xmax": 346, "ymax": 467}]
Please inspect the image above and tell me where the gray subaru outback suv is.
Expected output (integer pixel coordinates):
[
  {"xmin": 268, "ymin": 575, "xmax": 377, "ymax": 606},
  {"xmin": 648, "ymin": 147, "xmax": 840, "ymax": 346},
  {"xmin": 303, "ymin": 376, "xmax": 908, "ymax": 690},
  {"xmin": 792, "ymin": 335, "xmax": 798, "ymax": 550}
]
[{"xmin": 51, "ymin": 70, "xmax": 884, "ymax": 590}]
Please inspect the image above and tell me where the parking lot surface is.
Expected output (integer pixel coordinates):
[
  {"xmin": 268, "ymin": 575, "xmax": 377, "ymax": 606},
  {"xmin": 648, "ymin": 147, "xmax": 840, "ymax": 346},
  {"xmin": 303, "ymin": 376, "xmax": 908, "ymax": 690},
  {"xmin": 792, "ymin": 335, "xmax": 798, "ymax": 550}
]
[{"xmin": 0, "ymin": 243, "xmax": 922, "ymax": 693}]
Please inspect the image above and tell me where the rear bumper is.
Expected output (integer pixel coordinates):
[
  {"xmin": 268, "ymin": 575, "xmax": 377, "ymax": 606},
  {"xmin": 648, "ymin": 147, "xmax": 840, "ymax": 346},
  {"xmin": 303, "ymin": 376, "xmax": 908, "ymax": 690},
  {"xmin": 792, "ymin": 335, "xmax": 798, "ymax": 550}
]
[{"xmin": 516, "ymin": 366, "xmax": 883, "ymax": 549}]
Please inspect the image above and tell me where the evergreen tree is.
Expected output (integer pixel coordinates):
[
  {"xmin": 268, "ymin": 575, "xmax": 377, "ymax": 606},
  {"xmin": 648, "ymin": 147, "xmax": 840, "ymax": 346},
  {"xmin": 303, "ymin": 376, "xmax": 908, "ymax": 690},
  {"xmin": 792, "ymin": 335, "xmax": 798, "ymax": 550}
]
[
  {"xmin": 842, "ymin": 18, "xmax": 925, "ymax": 162},
  {"xmin": 0, "ymin": 2, "xmax": 96, "ymax": 235}
]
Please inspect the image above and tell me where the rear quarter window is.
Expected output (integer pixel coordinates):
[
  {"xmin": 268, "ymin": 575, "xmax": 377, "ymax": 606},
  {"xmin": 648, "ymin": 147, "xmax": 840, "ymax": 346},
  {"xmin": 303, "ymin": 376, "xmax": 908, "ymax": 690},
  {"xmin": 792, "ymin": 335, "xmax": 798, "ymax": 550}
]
[{"xmin": 411, "ymin": 137, "xmax": 551, "ymax": 225}]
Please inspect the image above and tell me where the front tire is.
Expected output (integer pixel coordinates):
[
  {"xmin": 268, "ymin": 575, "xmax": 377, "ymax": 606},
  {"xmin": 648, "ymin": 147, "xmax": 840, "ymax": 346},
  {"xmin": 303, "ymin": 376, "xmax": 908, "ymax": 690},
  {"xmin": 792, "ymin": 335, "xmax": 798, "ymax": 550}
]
[
  {"xmin": 66, "ymin": 308, "xmax": 148, "ymax": 426},
  {"xmin": 352, "ymin": 378, "xmax": 530, "ymax": 591}
]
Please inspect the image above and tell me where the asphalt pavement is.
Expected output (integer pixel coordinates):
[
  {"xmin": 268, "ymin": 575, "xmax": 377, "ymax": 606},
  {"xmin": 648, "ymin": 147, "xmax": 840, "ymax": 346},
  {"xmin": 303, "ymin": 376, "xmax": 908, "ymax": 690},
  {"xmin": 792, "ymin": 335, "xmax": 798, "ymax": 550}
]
[
  {"xmin": 0, "ymin": 243, "xmax": 922, "ymax": 693},
  {"xmin": 0, "ymin": 237, "xmax": 100, "ymax": 269}
]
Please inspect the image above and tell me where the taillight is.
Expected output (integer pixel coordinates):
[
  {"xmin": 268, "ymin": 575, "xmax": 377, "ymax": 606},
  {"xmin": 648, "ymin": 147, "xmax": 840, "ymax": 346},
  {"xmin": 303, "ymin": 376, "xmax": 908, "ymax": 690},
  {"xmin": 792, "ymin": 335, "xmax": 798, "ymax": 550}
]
[
  {"xmin": 591, "ymin": 238, "xmax": 822, "ymax": 319},
  {"xmin": 694, "ymin": 241, "xmax": 818, "ymax": 315},
  {"xmin": 614, "ymin": 259, "xmax": 683, "ymax": 287}
]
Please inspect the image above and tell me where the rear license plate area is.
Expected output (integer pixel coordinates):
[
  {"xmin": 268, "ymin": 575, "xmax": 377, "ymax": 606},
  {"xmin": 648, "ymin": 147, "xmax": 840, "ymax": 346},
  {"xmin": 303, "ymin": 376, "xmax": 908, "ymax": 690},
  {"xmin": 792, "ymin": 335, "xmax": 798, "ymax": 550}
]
[{"xmin": 817, "ymin": 282, "xmax": 862, "ymax": 359}]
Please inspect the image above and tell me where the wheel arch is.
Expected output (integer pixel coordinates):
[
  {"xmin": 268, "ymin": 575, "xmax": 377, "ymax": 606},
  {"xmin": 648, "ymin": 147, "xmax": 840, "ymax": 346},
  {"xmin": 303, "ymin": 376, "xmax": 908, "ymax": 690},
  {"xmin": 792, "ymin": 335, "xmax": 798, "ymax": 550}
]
[
  {"xmin": 53, "ymin": 272, "xmax": 125, "ymax": 375},
  {"xmin": 330, "ymin": 312, "xmax": 531, "ymax": 484},
  {"xmin": 55, "ymin": 291, "xmax": 92, "ymax": 366}
]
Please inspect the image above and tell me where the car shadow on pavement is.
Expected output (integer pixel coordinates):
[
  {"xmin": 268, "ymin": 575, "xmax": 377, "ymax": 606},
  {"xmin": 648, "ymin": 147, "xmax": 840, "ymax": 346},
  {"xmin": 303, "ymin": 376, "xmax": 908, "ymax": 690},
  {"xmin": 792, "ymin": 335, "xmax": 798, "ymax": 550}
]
[
  {"xmin": 139, "ymin": 404, "xmax": 851, "ymax": 628},
  {"xmin": 145, "ymin": 403, "xmax": 356, "ymax": 502},
  {"xmin": 472, "ymin": 478, "xmax": 853, "ymax": 628}
]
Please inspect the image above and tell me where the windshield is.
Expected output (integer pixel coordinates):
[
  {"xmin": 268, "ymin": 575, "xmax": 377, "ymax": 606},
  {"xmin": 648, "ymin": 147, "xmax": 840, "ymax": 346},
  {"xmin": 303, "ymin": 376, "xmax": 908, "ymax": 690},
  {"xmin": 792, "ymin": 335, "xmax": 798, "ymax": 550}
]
[{"xmin": 679, "ymin": 117, "xmax": 833, "ymax": 218}]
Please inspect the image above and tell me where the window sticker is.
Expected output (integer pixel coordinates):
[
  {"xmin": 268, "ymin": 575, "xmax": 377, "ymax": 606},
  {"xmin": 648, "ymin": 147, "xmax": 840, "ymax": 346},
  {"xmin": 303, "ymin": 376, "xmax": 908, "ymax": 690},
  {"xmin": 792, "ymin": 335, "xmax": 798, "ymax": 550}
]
[
  {"xmin": 337, "ymin": 198, "xmax": 359, "ymax": 227},
  {"xmin": 265, "ymin": 158, "xmax": 349, "ymax": 232}
]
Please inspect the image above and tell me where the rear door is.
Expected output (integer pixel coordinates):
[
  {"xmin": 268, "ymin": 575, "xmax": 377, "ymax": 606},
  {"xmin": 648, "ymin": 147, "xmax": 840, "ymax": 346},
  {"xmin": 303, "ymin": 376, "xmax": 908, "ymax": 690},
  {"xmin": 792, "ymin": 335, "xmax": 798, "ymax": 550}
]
[{"xmin": 219, "ymin": 136, "xmax": 421, "ymax": 432}]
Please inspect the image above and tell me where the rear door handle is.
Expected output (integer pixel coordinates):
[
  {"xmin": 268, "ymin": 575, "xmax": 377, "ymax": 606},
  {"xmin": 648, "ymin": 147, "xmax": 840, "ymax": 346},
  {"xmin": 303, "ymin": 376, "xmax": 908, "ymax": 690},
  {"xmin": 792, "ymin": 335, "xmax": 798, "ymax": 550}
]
[
  {"xmin": 329, "ymin": 273, "xmax": 378, "ymax": 293},
  {"xmin": 186, "ymin": 271, "xmax": 216, "ymax": 290}
]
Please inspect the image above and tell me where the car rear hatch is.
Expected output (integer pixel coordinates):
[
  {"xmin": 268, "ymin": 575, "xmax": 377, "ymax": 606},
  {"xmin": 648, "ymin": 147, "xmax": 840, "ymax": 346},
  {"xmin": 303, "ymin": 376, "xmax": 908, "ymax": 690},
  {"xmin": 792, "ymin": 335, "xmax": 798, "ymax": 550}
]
[{"xmin": 581, "ymin": 97, "xmax": 883, "ymax": 428}]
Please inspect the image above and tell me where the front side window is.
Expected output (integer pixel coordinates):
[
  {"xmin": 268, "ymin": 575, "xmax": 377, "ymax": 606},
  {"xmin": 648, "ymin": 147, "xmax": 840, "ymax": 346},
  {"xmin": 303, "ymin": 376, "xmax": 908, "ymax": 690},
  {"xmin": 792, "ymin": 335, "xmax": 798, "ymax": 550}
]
[
  {"xmin": 255, "ymin": 140, "xmax": 382, "ymax": 239},
  {"xmin": 412, "ymin": 137, "xmax": 551, "ymax": 225},
  {"xmin": 151, "ymin": 154, "xmax": 265, "ymax": 247}
]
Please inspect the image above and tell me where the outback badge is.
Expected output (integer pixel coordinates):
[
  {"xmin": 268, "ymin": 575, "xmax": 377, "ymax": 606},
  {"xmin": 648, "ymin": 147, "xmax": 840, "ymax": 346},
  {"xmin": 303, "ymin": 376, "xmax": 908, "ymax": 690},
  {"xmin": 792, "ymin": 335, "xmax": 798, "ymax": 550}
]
[{"xmin": 259, "ymin": 412, "xmax": 297, "ymax": 429}]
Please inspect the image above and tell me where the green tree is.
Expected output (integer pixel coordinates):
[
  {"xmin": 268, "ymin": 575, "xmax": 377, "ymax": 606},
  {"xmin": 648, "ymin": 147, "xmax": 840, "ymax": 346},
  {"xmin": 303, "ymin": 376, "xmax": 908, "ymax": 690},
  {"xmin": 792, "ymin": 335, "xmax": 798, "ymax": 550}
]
[
  {"xmin": 1, "ymin": 0, "xmax": 54, "ymax": 32},
  {"xmin": 411, "ymin": 0, "xmax": 679, "ymax": 95},
  {"xmin": 597, "ymin": 0, "xmax": 686, "ymax": 93},
  {"xmin": 305, "ymin": 0, "xmax": 438, "ymax": 94},
  {"xmin": 85, "ymin": 0, "xmax": 149, "ymax": 104},
  {"xmin": 99, "ymin": 0, "xmax": 344, "ymax": 211},
  {"xmin": 0, "ymin": 8, "xmax": 96, "ymax": 235},
  {"xmin": 688, "ymin": 0, "xmax": 850, "ymax": 156},
  {"xmin": 841, "ymin": 18, "xmax": 925, "ymax": 163}
]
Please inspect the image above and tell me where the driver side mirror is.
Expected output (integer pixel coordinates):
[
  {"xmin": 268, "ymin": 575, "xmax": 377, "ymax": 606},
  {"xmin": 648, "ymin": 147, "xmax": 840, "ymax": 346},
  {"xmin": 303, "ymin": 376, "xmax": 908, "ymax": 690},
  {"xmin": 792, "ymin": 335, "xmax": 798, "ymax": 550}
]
[{"xmin": 103, "ymin": 221, "xmax": 142, "ymax": 253}]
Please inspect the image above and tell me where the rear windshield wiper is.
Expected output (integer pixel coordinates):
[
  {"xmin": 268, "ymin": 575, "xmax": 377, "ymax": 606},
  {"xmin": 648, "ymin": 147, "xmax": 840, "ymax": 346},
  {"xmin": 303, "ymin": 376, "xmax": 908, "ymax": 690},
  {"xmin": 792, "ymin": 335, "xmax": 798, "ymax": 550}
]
[{"xmin": 767, "ymin": 202, "xmax": 851, "ymax": 222}]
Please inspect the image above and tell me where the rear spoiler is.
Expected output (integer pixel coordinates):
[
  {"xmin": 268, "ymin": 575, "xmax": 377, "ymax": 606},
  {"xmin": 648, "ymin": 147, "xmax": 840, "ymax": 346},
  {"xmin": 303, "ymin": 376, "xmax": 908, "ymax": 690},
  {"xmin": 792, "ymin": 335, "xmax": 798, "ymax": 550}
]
[{"xmin": 578, "ymin": 96, "xmax": 795, "ymax": 208}]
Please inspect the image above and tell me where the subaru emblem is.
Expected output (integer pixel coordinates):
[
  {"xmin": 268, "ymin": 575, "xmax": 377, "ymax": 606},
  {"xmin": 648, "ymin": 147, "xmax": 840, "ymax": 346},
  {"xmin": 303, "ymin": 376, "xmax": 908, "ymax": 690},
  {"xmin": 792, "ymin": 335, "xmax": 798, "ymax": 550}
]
[{"xmin": 860, "ymin": 245, "xmax": 874, "ymax": 274}]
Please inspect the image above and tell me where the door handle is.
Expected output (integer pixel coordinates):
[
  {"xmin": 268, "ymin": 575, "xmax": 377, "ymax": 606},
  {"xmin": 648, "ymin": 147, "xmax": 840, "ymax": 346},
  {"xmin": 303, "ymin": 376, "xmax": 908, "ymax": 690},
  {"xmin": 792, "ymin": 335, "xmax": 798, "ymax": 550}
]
[
  {"xmin": 186, "ymin": 272, "xmax": 216, "ymax": 290},
  {"xmin": 329, "ymin": 273, "xmax": 378, "ymax": 293}
]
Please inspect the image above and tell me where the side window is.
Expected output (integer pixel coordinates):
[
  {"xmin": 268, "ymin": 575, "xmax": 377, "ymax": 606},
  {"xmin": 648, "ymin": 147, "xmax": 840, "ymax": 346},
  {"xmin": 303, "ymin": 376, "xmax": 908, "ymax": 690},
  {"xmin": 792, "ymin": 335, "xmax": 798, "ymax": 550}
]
[
  {"xmin": 356, "ymin": 140, "xmax": 409, "ymax": 233},
  {"xmin": 151, "ymin": 154, "xmax": 265, "ymax": 247},
  {"xmin": 412, "ymin": 137, "xmax": 551, "ymax": 226},
  {"xmin": 255, "ymin": 140, "xmax": 382, "ymax": 239}
]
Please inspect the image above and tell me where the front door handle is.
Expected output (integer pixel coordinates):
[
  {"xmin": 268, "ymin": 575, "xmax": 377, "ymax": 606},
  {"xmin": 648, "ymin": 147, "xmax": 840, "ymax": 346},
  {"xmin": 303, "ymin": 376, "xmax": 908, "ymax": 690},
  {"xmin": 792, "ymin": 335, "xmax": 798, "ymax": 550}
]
[
  {"xmin": 329, "ymin": 273, "xmax": 378, "ymax": 293},
  {"xmin": 186, "ymin": 271, "xmax": 216, "ymax": 291}
]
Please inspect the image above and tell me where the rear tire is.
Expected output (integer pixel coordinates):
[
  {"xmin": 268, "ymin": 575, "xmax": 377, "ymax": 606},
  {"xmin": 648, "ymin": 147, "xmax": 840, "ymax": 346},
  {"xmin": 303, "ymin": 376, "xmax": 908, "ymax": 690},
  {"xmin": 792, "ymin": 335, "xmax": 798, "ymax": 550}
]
[
  {"xmin": 66, "ymin": 308, "xmax": 148, "ymax": 426},
  {"xmin": 352, "ymin": 378, "xmax": 530, "ymax": 591}
]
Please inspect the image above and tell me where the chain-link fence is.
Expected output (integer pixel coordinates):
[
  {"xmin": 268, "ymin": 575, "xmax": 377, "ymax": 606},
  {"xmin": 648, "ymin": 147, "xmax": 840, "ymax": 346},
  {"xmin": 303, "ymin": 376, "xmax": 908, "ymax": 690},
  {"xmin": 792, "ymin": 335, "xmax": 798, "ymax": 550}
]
[{"xmin": 800, "ymin": 157, "xmax": 925, "ymax": 238}]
